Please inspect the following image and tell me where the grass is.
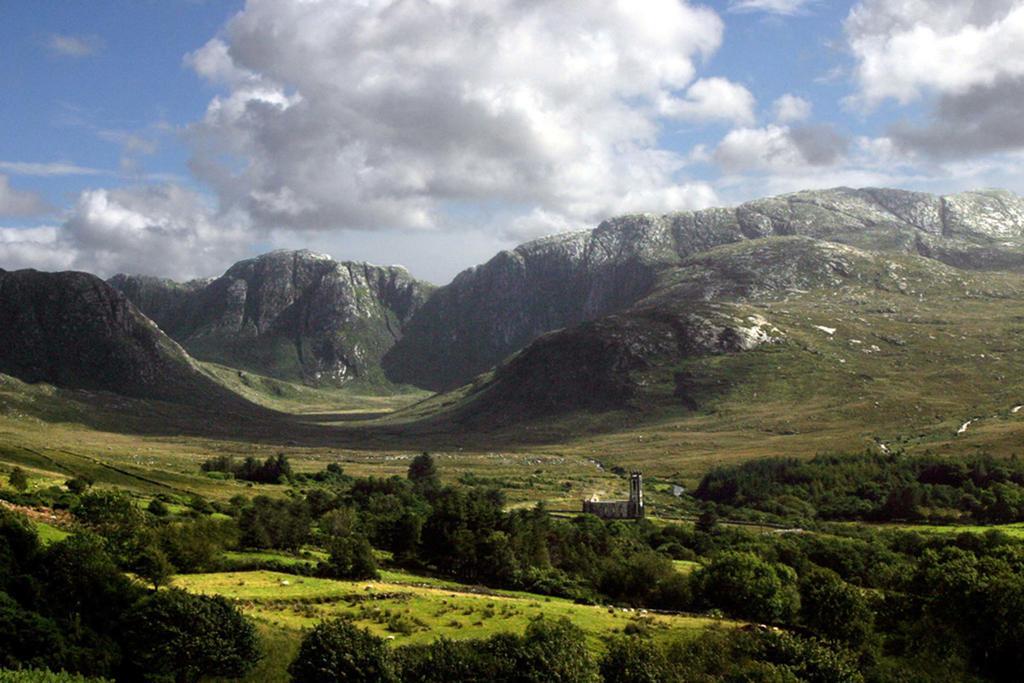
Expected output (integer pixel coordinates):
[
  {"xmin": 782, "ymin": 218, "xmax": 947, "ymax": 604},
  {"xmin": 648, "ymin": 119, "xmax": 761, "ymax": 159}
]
[
  {"xmin": 673, "ymin": 560, "xmax": 701, "ymax": 575},
  {"xmin": 174, "ymin": 570, "xmax": 735, "ymax": 653},
  {"xmin": 34, "ymin": 521, "xmax": 70, "ymax": 545},
  {"xmin": 860, "ymin": 522, "xmax": 1024, "ymax": 539},
  {"xmin": 198, "ymin": 362, "xmax": 429, "ymax": 416}
]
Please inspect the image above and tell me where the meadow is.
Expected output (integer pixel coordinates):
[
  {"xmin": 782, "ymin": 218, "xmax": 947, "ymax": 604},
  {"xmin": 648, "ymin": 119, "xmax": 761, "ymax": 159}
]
[{"xmin": 174, "ymin": 562, "xmax": 732, "ymax": 682}]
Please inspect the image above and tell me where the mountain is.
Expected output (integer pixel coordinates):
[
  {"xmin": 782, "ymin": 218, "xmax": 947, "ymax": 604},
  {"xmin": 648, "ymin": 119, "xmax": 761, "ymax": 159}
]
[
  {"xmin": 404, "ymin": 233, "xmax": 1024, "ymax": 479},
  {"xmin": 110, "ymin": 250, "xmax": 432, "ymax": 386},
  {"xmin": 383, "ymin": 188, "xmax": 1024, "ymax": 391},
  {"xmin": 0, "ymin": 268, "xmax": 258, "ymax": 410}
]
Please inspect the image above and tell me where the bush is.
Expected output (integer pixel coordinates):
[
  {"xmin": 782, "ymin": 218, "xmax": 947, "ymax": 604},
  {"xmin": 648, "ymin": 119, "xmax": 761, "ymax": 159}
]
[
  {"xmin": 322, "ymin": 533, "xmax": 379, "ymax": 580},
  {"xmin": 600, "ymin": 635, "xmax": 671, "ymax": 683},
  {"xmin": 146, "ymin": 499, "xmax": 168, "ymax": 517},
  {"xmin": 289, "ymin": 619, "xmax": 396, "ymax": 683},
  {"xmin": 121, "ymin": 589, "xmax": 259, "ymax": 682},
  {"xmin": 798, "ymin": 567, "xmax": 873, "ymax": 646},
  {"xmin": 693, "ymin": 551, "xmax": 800, "ymax": 624},
  {"xmin": 8, "ymin": 468, "xmax": 28, "ymax": 492}
]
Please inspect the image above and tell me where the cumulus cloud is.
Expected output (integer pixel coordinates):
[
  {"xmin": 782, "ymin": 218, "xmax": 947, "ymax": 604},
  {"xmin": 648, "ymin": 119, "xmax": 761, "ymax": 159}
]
[
  {"xmin": 44, "ymin": 34, "xmax": 103, "ymax": 58},
  {"xmin": 846, "ymin": 0, "xmax": 1024, "ymax": 159},
  {"xmin": 772, "ymin": 94, "xmax": 812, "ymax": 123},
  {"xmin": 60, "ymin": 184, "xmax": 252, "ymax": 278},
  {"xmin": 186, "ymin": 0, "xmax": 727, "ymax": 234},
  {"xmin": 729, "ymin": 0, "xmax": 815, "ymax": 15},
  {"xmin": 0, "ymin": 175, "xmax": 48, "ymax": 217},
  {"xmin": 714, "ymin": 124, "xmax": 848, "ymax": 172},
  {"xmin": 658, "ymin": 77, "xmax": 756, "ymax": 125},
  {"xmin": 0, "ymin": 227, "xmax": 75, "ymax": 272},
  {"xmin": 0, "ymin": 185, "xmax": 252, "ymax": 280}
]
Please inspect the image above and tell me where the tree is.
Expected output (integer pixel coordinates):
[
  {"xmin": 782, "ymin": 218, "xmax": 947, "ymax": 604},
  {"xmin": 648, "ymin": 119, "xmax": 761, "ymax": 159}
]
[
  {"xmin": 289, "ymin": 618, "xmax": 396, "ymax": 683},
  {"xmin": 238, "ymin": 496, "xmax": 311, "ymax": 551},
  {"xmin": 696, "ymin": 506, "xmax": 719, "ymax": 534},
  {"xmin": 408, "ymin": 452, "xmax": 439, "ymax": 490},
  {"xmin": 147, "ymin": 498, "xmax": 169, "ymax": 517},
  {"xmin": 324, "ymin": 533, "xmax": 379, "ymax": 580},
  {"xmin": 506, "ymin": 617, "xmax": 600, "ymax": 683},
  {"xmin": 393, "ymin": 638, "xmax": 492, "ymax": 682},
  {"xmin": 71, "ymin": 491, "xmax": 146, "ymax": 563},
  {"xmin": 64, "ymin": 475, "xmax": 93, "ymax": 495},
  {"xmin": 7, "ymin": 467, "xmax": 28, "ymax": 493},
  {"xmin": 694, "ymin": 551, "xmax": 800, "ymax": 624},
  {"xmin": 799, "ymin": 567, "xmax": 873, "ymax": 647},
  {"xmin": 123, "ymin": 589, "xmax": 259, "ymax": 683},
  {"xmin": 131, "ymin": 542, "xmax": 174, "ymax": 591},
  {"xmin": 600, "ymin": 635, "xmax": 671, "ymax": 683}
]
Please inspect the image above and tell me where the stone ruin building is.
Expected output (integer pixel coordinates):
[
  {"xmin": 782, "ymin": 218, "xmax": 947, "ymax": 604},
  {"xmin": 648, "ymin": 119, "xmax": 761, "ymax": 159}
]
[{"xmin": 582, "ymin": 471, "xmax": 645, "ymax": 519}]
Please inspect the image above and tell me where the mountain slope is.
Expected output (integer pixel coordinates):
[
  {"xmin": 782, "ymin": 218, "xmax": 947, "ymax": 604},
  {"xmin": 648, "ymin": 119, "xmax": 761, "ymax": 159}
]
[
  {"xmin": 384, "ymin": 188, "xmax": 1024, "ymax": 391},
  {"xmin": 110, "ymin": 250, "xmax": 433, "ymax": 386},
  {"xmin": 0, "ymin": 268, "xmax": 260, "ymax": 411},
  {"xmin": 391, "ymin": 235, "xmax": 1024, "ymax": 478}
]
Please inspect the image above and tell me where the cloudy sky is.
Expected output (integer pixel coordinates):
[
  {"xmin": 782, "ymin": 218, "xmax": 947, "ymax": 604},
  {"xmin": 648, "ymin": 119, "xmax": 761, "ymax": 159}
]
[{"xmin": 3, "ymin": 0, "xmax": 1024, "ymax": 284}]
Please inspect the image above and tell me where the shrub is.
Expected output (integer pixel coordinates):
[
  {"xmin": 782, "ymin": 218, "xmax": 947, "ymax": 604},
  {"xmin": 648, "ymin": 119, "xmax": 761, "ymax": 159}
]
[
  {"xmin": 289, "ymin": 619, "xmax": 396, "ymax": 683},
  {"xmin": 600, "ymin": 635, "xmax": 671, "ymax": 683},
  {"xmin": 121, "ymin": 589, "xmax": 259, "ymax": 682},
  {"xmin": 693, "ymin": 551, "xmax": 800, "ymax": 624}
]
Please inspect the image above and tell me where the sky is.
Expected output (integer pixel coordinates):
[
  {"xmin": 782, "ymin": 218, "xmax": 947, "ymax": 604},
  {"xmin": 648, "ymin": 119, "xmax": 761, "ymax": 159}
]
[{"xmin": 3, "ymin": 0, "xmax": 1024, "ymax": 285}]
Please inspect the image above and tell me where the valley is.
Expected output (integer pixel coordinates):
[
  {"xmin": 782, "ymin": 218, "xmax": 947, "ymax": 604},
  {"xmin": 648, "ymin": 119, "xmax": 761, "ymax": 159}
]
[{"xmin": 7, "ymin": 187, "xmax": 1024, "ymax": 681}]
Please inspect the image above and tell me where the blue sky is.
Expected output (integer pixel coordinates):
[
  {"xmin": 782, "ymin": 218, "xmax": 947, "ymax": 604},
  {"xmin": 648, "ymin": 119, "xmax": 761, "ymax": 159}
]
[{"xmin": 2, "ymin": 0, "xmax": 1023, "ymax": 284}]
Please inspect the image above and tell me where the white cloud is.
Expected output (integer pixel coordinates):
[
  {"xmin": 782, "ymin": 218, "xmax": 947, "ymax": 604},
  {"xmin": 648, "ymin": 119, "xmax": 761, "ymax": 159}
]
[
  {"xmin": 658, "ymin": 77, "xmax": 756, "ymax": 125},
  {"xmin": 729, "ymin": 0, "xmax": 815, "ymax": 15},
  {"xmin": 1, "ymin": 186, "xmax": 251, "ymax": 280},
  {"xmin": 0, "ymin": 161, "xmax": 103, "ymax": 177},
  {"xmin": 714, "ymin": 125, "xmax": 808, "ymax": 172},
  {"xmin": 772, "ymin": 94, "xmax": 812, "ymax": 123},
  {"xmin": 59, "ymin": 185, "xmax": 251, "ymax": 278},
  {"xmin": 846, "ymin": 0, "xmax": 1024, "ymax": 107},
  {"xmin": 0, "ymin": 227, "xmax": 75, "ymax": 272},
  {"xmin": 0, "ymin": 175, "xmax": 48, "ymax": 217},
  {"xmin": 186, "ymin": 0, "xmax": 726, "ymax": 235},
  {"xmin": 845, "ymin": 1, "xmax": 1024, "ymax": 159},
  {"xmin": 44, "ymin": 34, "xmax": 103, "ymax": 58}
]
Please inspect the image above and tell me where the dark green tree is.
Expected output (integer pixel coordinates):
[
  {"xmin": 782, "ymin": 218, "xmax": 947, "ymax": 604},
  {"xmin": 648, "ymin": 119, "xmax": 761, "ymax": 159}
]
[
  {"xmin": 8, "ymin": 467, "xmax": 28, "ymax": 492},
  {"xmin": 799, "ymin": 567, "xmax": 873, "ymax": 647},
  {"xmin": 64, "ymin": 475, "xmax": 93, "ymax": 495},
  {"xmin": 694, "ymin": 551, "xmax": 800, "ymax": 624},
  {"xmin": 324, "ymin": 533, "xmax": 379, "ymax": 580},
  {"xmin": 408, "ymin": 452, "xmax": 439, "ymax": 490},
  {"xmin": 505, "ymin": 617, "xmax": 600, "ymax": 683},
  {"xmin": 131, "ymin": 542, "xmax": 174, "ymax": 591},
  {"xmin": 289, "ymin": 618, "xmax": 396, "ymax": 683},
  {"xmin": 122, "ymin": 589, "xmax": 259, "ymax": 683},
  {"xmin": 600, "ymin": 635, "xmax": 671, "ymax": 683},
  {"xmin": 146, "ymin": 498, "xmax": 169, "ymax": 517},
  {"xmin": 71, "ymin": 491, "xmax": 145, "ymax": 561}
]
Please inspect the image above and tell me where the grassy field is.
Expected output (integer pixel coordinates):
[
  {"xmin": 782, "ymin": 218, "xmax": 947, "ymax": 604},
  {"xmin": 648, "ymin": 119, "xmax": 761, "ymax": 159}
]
[
  {"xmin": 174, "ymin": 569, "xmax": 733, "ymax": 649},
  {"xmin": 855, "ymin": 522, "xmax": 1024, "ymax": 539},
  {"xmin": 7, "ymin": 262, "xmax": 1024, "ymax": 496}
]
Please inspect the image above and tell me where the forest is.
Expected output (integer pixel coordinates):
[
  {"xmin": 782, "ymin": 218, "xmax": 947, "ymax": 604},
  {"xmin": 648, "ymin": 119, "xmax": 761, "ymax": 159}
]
[{"xmin": 3, "ymin": 453, "xmax": 1024, "ymax": 681}]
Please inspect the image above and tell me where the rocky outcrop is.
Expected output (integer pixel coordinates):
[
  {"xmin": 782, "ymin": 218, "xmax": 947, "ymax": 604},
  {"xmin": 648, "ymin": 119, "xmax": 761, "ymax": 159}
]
[
  {"xmin": 110, "ymin": 250, "xmax": 432, "ymax": 385},
  {"xmin": 0, "ymin": 268, "xmax": 255, "ymax": 409},
  {"xmin": 445, "ymin": 302, "xmax": 781, "ymax": 425},
  {"xmin": 384, "ymin": 188, "xmax": 1024, "ymax": 391}
]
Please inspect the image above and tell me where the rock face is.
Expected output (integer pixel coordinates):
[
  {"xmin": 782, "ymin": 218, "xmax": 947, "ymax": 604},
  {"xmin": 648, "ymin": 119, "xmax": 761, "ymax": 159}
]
[
  {"xmin": 448, "ymin": 301, "xmax": 782, "ymax": 425},
  {"xmin": 384, "ymin": 187, "xmax": 1024, "ymax": 391},
  {"xmin": 0, "ymin": 269, "xmax": 253, "ymax": 408},
  {"xmin": 110, "ymin": 250, "xmax": 432, "ymax": 385}
]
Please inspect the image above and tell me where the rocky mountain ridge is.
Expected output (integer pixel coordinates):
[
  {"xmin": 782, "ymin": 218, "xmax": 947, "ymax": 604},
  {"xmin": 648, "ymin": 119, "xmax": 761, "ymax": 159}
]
[
  {"xmin": 383, "ymin": 187, "xmax": 1024, "ymax": 391},
  {"xmin": 0, "ymin": 268, "xmax": 257, "ymax": 410},
  {"xmin": 110, "ymin": 250, "xmax": 432, "ymax": 385}
]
